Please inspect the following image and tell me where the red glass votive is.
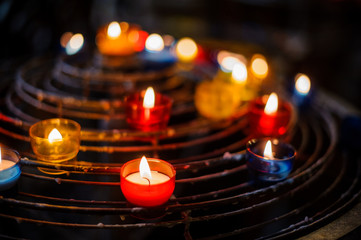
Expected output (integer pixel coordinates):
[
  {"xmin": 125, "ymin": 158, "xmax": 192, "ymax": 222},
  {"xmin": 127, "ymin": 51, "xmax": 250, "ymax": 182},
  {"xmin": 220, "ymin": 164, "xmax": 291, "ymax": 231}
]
[
  {"xmin": 120, "ymin": 158, "xmax": 176, "ymax": 207},
  {"xmin": 124, "ymin": 91, "xmax": 172, "ymax": 131},
  {"xmin": 248, "ymin": 95, "xmax": 292, "ymax": 136}
]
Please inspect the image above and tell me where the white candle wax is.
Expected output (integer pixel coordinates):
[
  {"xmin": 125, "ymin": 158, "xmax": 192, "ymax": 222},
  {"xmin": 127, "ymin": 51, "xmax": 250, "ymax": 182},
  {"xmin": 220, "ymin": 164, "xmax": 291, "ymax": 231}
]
[
  {"xmin": 0, "ymin": 159, "xmax": 15, "ymax": 171},
  {"xmin": 126, "ymin": 170, "xmax": 170, "ymax": 185}
]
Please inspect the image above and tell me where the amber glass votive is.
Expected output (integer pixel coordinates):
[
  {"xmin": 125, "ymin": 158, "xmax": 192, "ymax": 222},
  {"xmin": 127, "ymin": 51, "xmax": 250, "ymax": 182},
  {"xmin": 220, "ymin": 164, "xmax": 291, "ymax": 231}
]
[
  {"xmin": 194, "ymin": 80, "xmax": 241, "ymax": 120},
  {"xmin": 124, "ymin": 91, "xmax": 172, "ymax": 131},
  {"xmin": 29, "ymin": 118, "xmax": 81, "ymax": 162},
  {"xmin": 120, "ymin": 158, "xmax": 176, "ymax": 207}
]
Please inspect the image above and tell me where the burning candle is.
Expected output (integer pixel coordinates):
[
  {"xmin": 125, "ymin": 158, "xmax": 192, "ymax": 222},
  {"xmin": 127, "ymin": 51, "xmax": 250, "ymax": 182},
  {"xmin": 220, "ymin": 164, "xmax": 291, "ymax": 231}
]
[
  {"xmin": 246, "ymin": 138, "xmax": 295, "ymax": 182},
  {"xmin": 124, "ymin": 87, "xmax": 172, "ymax": 131},
  {"xmin": 293, "ymin": 73, "xmax": 313, "ymax": 108},
  {"xmin": 231, "ymin": 62, "xmax": 257, "ymax": 102},
  {"xmin": 29, "ymin": 118, "xmax": 81, "ymax": 162},
  {"xmin": 175, "ymin": 37, "xmax": 198, "ymax": 62},
  {"xmin": 250, "ymin": 54, "xmax": 268, "ymax": 80},
  {"xmin": 120, "ymin": 156, "xmax": 176, "ymax": 207},
  {"xmin": 248, "ymin": 92, "xmax": 292, "ymax": 136},
  {"xmin": 0, "ymin": 148, "xmax": 21, "ymax": 191},
  {"xmin": 96, "ymin": 21, "xmax": 141, "ymax": 56},
  {"xmin": 141, "ymin": 33, "xmax": 176, "ymax": 67}
]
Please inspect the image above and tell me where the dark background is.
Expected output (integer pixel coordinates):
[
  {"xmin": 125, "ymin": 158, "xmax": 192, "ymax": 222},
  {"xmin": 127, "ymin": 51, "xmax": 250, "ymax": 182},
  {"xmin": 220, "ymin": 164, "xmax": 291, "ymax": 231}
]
[{"xmin": 0, "ymin": 0, "xmax": 361, "ymax": 110}]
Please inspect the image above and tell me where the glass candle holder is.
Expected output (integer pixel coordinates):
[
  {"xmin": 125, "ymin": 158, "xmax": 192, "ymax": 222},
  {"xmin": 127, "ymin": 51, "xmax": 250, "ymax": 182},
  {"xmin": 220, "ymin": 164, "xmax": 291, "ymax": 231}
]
[
  {"xmin": 124, "ymin": 91, "xmax": 172, "ymax": 131},
  {"xmin": 96, "ymin": 21, "xmax": 141, "ymax": 56},
  {"xmin": 246, "ymin": 138, "xmax": 296, "ymax": 182},
  {"xmin": 120, "ymin": 158, "xmax": 176, "ymax": 207},
  {"xmin": 248, "ymin": 95, "xmax": 292, "ymax": 137},
  {"xmin": 194, "ymin": 80, "xmax": 241, "ymax": 120},
  {"xmin": 29, "ymin": 118, "xmax": 81, "ymax": 162},
  {"xmin": 0, "ymin": 148, "xmax": 21, "ymax": 191}
]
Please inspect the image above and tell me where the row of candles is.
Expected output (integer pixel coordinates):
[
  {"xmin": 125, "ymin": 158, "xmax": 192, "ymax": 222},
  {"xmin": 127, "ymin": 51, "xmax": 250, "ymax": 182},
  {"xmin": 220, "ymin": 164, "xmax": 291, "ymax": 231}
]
[
  {"xmin": 61, "ymin": 21, "xmax": 199, "ymax": 64},
  {"xmin": 0, "ymin": 21, "xmax": 313, "ymax": 208}
]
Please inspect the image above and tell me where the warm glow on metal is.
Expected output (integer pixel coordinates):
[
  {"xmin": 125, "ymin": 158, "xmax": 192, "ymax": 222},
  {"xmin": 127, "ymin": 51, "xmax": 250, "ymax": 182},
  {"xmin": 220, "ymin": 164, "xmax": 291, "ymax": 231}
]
[
  {"xmin": 48, "ymin": 128, "xmax": 63, "ymax": 143},
  {"xmin": 231, "ymin": 62, "xmax": 248, "ymax": 83},
  {"xmin": 145, "ymin": 34, "xmax": 164, "ymax": 52},
  {"xmin": 295, "ymin": 73, "xmax": 311, "ymax": 95},
  {"xmin": 251, "ymin": 54, "xmax": 268, "ymax": 78},
  {"xmin": 264, "ymin": 92, "xmax": 278, "ymax": 115},
  {"xmin": 263, "ymin": 140, "xmax": 274, "ymax": 159},
  {"xmin": 66, "ymin": 33, "xmax": 84, "ymax": 55},
  {"xmin": 107, "ymin": 21, "xmax": 121, "ymax": 39},
  {"xmin": 143, "ymin": 87, "xmax": 155, "ymax": 108},
  {"xmin": 175, "ymin": 37, "xmax": 198, "ymax": 62},
  {"xmin": 139, "ymin": 156, "xmax": 152, "ymax": 180}
]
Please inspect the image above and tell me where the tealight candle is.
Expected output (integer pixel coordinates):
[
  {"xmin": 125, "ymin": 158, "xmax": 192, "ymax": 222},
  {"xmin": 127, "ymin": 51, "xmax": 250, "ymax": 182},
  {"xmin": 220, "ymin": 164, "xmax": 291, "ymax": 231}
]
[
  {"xmin": 120, "ymin": 156, "xmax": 176, "ymax": 207},
  {"xmin": 29, "ymin": 118, "xmax": 81, "ymax": 162},
  {"xmin": 194, "ymin": 80, "xmax": 241, "ymax": 120},
  {"xmin": 248, "ymin": 92, "xmax": 292, "ymax": 136},
  {"xmin": 0, "ymin": 148, "xmax": 21, "ymax": 191},
  {"xmin": 246, "ymin": 138, "xmax": 295, "ymax": 181},
  {"xmin": 124, "ymin": 87, "xmax": 172, "ymax": 131},
  {"xmin": 96, "ymin": 21, "xmax": 141, "ymax": 56},
  {"xmin": 175, "ymin": 37, "xmax": 198, "ymax": 62},
  {"xmin": 292, "ymin": 73, "xmax": 313, "ymax": 109},
  {"xmin": 141, "ymin": 33, "xmax": 176, "ymax": 68}
]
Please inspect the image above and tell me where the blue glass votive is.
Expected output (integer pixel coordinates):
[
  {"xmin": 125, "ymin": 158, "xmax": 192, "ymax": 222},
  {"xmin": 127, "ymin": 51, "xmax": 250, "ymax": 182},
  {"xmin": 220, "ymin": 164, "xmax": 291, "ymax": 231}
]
[
  {"xmin": 246, "ymin": 139, "xmax": 296, "ymax": 182},
  {"xmin": 0, "ymin": 148, "xmax": 21, "ymax": 191},
  {"xmin": 292, "ymin": 73, "xmax": 314, "ymax": 110}
]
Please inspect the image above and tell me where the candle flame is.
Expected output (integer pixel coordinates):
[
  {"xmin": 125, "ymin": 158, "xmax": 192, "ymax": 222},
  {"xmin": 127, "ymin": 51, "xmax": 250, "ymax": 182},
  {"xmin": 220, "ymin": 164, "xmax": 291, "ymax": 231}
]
[
  {"xmin": 295, "ymin": 74, "xmax": 311, "ymax": 95},
  {"xmin": 145, "ymin": 33, "xmax": 164, "ymax": 52},
  {"xmin": 263, "ymin": 140, "xmax": 274, "ymax": 159},
  {"xmin": 251, "ymin": 54, "xmax": 268, "ymax": 79},
  {"xmin": 48, "ymin": 128, "xmax": 63, "ymax": 143},
  {"xmin": 143, "ymin": 87, "xmax": 155, "ymax": 108},
  {"xmin": 175, "ymin": 37, "xmax": 198, "ymax": 62},
  {"xmin": 107, "ymin": 21, "xmax": 121, "ymax": 39},
  {"xmin": 65, "ymin": 33, "xmax": 84, "ymax": 55},
  {"xmin": 139, "ymin": 156, "xmax": 152, "ymax": 180},
  {"xmin": 264, "ymin": 92, "xmax": 278, "ymax": 115},
  {"xmin": 232, "ymin": 62, "xmax": 248, "ymax": 83}
]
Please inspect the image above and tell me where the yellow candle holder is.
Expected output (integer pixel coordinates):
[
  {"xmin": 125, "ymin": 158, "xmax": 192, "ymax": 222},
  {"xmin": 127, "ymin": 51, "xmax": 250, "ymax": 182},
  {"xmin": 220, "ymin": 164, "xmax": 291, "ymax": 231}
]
[
  {"xmin": 194, "ymin": 80, "xmax": 241, "ymax": 120},
  {"xmin": 29, "ymin": 118, "xmax": 81, "ymax": 162}
]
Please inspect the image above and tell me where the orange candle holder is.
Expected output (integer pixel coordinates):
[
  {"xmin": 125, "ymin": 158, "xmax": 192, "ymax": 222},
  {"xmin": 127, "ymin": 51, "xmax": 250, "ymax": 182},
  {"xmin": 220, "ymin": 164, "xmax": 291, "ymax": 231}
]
[
  {"xmin": 96, "ymin": 21, "xmax": 142, "ymax": 56},
  {"xmin": 29, "ymin": 118, "xmax": 81, "ymax": 162},
  {"xmin": 120, "ymin": 157, "xmax": 176, "ymax": 207}
]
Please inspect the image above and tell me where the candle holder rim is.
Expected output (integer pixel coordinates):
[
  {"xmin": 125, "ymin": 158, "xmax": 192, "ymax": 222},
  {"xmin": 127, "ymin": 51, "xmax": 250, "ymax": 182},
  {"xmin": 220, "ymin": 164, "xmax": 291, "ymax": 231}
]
[
  {"xmin": 0, "ymin": 147, "xmax": 21, "ymax": 164},
  {"xmin": 246, "ymin": 138, "xmax": 296, "ymax": 162},
  {"xmin": 249, "ymin": 96, "xmax": 292, "ymax": 116},
  {"xmin": 120, "ymin": 158, "xmax": 176, "ymax": 178},
  {"xmin": 29, "ymin": 118, "xmax": 81, "ymax": 140},
  {"xmin": 124, "ymin": 92, "xmax": 173, "ymax": 107}
]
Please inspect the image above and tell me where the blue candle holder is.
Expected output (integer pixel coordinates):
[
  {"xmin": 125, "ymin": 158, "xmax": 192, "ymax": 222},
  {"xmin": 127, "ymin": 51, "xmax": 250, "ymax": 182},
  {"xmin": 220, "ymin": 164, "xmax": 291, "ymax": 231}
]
[
  {"xmin": 141, "ymin": 48, "xmax": 176, "ymax": 70},
  {"xmin": 0, "ymin": 148, "xmax": 21, "ymax": 191},
  {"xmin": 246, "ymin": 139, "xmax": 295, "ymax": 182}
]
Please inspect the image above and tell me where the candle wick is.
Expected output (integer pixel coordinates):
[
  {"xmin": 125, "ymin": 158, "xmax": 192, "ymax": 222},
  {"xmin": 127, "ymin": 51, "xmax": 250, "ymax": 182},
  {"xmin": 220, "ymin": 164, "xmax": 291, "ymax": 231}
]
[{"xmin": 143, "ymin": 177, "xmax": 151, "ymax": 186}]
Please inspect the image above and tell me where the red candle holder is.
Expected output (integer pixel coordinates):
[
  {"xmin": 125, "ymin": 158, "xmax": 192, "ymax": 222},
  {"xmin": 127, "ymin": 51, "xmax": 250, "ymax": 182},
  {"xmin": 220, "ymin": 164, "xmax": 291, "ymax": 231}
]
[
  {"xmin": 248, "ymin": 94, "xmax": 292, "ymax": 136},
  {"xmin": 120, "ymin": 157, "xmax": 176, "ymax": 207},
  {"xmin": 124, "ymin": 89, "xmax": 172, "ymax": 131}
]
